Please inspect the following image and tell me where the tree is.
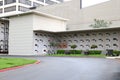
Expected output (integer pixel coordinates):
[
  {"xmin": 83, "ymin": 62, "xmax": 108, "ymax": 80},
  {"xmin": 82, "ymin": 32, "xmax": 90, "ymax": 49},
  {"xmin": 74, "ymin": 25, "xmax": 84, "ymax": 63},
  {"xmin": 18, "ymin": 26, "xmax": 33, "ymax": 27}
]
[
  {"xmin": 90, "ymin": 19, "xmax": 112, "ymax": 28},
  {"xmin": 71, "ymin": 44, "xmax": 77, "ymax": 50},
  {"xmin": 91, "ymin": 45, "xmax": 98, "ymax": 49},
  {"xmin": 70, "ymin": 44, "xmax": 77, "ymax": 54},
  {"xmin": 49, "ymin": 42, "xmax": 56, "ymax": 47}
]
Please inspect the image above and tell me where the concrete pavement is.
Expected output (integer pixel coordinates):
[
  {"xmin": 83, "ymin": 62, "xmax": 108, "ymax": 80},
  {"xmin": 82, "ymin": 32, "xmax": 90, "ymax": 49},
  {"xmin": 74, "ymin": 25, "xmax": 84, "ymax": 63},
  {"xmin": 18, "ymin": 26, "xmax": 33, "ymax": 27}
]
[{"xmin": 0, "ymin": 57, "xmax": 120, "ymax": 80}]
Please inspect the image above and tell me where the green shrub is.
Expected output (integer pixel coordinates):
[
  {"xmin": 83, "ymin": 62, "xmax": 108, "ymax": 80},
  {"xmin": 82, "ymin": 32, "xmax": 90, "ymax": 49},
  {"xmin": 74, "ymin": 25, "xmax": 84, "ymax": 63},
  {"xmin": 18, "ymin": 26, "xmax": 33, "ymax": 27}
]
[
  {"xmin": 71, "ymin": 45, "xmax": 77, "ymax": 50},
  {"xmin": 113, "ymin": 50, "xmax": 120, "ymax": 56},
  {"xmin": 57, "ymin": 50, "xmax": 65, "ymax": 54},
  {"xmin": 69, "ymin": 50, "xmax": 76, "ymax": 54},
  {"xmin": 75, "ymin": 50, "xmax": 82, "ymax": 54},
  {"xmin": 91, "ymin": 45, "xmax": 98, "ymax": 49},
  {"xmin": 69, "ymin": 50, "xmax": 82, "ymax": 54},
  {"xmin": 88, "ymin": 50, "xmax": 102, "ymax": 55},
  {"xmin": 57, "ymin": 50, "xmax": 82, "ymax": 54}
]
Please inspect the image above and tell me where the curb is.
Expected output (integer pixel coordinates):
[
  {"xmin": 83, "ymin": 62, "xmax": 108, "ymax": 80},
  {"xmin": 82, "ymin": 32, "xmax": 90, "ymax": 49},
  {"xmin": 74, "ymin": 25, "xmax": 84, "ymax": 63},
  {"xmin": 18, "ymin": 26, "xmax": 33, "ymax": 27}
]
[
  {"xmin": 0, "ymin": 60, "xmax": 40, "ymax": 72},
  {"xmin": 106, "ymin": 57, "xmax": 120, "ymax": 59}
]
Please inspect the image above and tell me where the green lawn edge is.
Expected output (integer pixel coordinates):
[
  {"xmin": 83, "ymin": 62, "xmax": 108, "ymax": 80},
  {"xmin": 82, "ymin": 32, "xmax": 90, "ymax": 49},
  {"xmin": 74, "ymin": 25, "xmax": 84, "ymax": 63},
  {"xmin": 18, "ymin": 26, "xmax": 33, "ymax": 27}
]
[
  {"xmin": 47, "ymin": 54, "xmax": 106, "ymax": 58},
  {"xmin": 0, "ymin": 58, "xmax": 37, "ymax": 70}
]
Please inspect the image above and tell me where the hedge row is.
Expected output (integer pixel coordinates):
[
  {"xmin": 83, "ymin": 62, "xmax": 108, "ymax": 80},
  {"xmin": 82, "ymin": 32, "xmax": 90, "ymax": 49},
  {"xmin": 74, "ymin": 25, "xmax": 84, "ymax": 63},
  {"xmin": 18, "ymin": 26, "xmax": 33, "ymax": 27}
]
[
  {"xmin": 56, "ymin": 50, "xmax": 120, "ymax": 55},
  {"xmin": 113, "ymin": 50, "xmax": 120, "ymax": 56},
  {"xmin": 88, "ymin": 50, "xmax": 102, "ymax": 55},
  {"xmin": 57, "ymin": 50, "xmax": 82, "ymax": 54},
  {"xmin": 56, "ymin": 50, "xmax": 102, "ymax": 55},
  {"xmin": 69, "ymin": 50, "xmax": 82, "ymax": 54},
  {"xmin": 56, "ymin": 50, "xmax": 65, "ymax": 54}
]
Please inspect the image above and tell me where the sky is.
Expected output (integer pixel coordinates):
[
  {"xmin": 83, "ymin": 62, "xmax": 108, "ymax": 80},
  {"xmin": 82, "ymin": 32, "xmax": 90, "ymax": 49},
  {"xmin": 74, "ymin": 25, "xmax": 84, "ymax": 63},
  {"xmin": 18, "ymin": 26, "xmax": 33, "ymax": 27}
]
[{"xmin": 64, "ymin": 0, "xmax": 110, "ymax": 8}]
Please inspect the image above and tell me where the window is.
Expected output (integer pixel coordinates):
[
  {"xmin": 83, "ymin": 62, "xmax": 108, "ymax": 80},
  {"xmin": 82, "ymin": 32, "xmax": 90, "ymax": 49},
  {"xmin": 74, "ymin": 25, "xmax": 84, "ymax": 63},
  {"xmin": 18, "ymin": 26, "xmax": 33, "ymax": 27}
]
[
  {"xmin": 0, "ymin": 1, "xmax": 3, "ymax": 6},
  {"xmin": 106, "ymin": 44, "xmax": 110, "ymax": 47},
  {"xmin": 98, "ymin": 33, "xmax": 103, "ymax": 36},
  {"xmin": 37, "ymin": 0, "xmax": 44, "ymax": 2},
  {"xmin": 82, "ymin": 0, "xmax": 110, "ymax": 8},
  {"xmin": 80, "ymin": 39, "xmax": 84, "ymax": 42},
  {"xmin": 86, "ymin": 34, "xmax": 90, "ymax": 36},
  {"xmin": 113, "ymin": 44, "xmax": 118, "ymax": 47},
  {"xmin": 74, "ymin": 40, "xmax": 78, "ymax": 43},
  {"xmin": 45, "ymin": 0, "xmax": 57, "ymax": 5},
  {"xmin": 86, "ymin": 39, "xmax": 90, "ymax": 42},
  {"xmin": 0, "ymin": 8, "xmax": 2, "ymax": 13},
  {"xmin": 4, "ymin": 6, "xmax": 16, "ymax": 13},
  {"xmin": 99, "ymin": 39, "xmax": 103, "ymax": 41},
  {"xmin": 57, "ymin": 0, "xmax": 63, "ymax": 2},
  {"xmin": 18, "ymin": 6, "xmax": 29, "ymax": 12},
  {"xmin": 80, "ymin": 45, "xmax": 84, "ymax": 47},
  {"xmin": 106, "ymin": 33, "xmax": 110, "ymax": 35},
  {"xmin": 92, "ymin": 39, "xmax": 96, "ymax": 42},
  {"xmin": 92, "ymin": 33, "xmax": 96, "ymax": 36},
  {"xmin": 86, "ymin": 45, "xmax": 90, "ymax": 48},
  {"xmin": 35, "ymin": 44, "xmax": 38, "ymax": 46},
  {"xmin": 40, "ymin": 34, "xmax": 43, "ymax": 36},
  {"xmin": 113, "ymin": 38, "xmax": 118, "ymax": 41},
  {"xmin": 99, "ymin": 44, "xmax": 103, "ymax": 47},
  {"xmin": 33, "ymin": 2, "xmax": 43, "ymax": 7},
  {"xmin": 4, "ymin": 0, "xmax": 16, "ymax": 5},
  {"xmin": 106, "ymin": 38, "xmax": 110, "ymax": 41},
  {"xmin": 74, "ymin": 34, "xmax": 77, "ymax": 37},
  {"xmin": 19, "ymin": 0, "xmax": 31, "ymax": 6}
]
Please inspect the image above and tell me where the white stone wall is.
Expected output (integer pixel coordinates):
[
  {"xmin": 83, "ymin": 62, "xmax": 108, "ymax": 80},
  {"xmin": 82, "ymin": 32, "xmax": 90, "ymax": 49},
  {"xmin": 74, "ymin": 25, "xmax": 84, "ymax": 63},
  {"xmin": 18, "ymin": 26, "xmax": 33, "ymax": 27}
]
[
  {"xmin": 56, "ymin": 31, "xmax": 120, "ymax": 50},
  {"xmin": 33, "ymin": 14, "xmax": 67, "ymax": 32},
  {"xmin": 8, "ymin": 11, "xmax": 67, "ymax": 55},
  {"xmin": 33, "ymin": 32, "xmax": 57, "ymax": 55},
  {"xmin": 9, "ymin": 15, "xmax": 34, "ymax": 55},
  {"xmin": 34, "ymin": 30, "xmax": 120, "ymax": 54}
]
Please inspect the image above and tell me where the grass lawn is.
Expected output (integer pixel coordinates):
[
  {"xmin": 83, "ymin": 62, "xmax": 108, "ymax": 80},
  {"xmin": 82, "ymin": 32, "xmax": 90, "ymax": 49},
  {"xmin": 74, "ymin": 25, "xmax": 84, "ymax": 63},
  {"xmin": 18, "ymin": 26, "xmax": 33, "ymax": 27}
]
[
  {"xmin": 47, "ymin": 54, "xmax": 106, "ymax": 58},
  {"xmin": 0, "ymin": 58, "xmax": 36, "ymax": 70}
]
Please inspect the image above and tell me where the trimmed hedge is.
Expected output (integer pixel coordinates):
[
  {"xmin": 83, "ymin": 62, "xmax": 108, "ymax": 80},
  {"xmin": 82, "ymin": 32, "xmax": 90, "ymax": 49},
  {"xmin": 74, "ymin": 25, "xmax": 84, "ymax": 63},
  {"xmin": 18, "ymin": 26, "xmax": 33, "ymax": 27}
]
[
  {"xmin": 69, "ymin": 50, "xmax": 82, "ymax": 54},
  {"xmin": 57, "ymin": 50, "xmax": 65, "ymax": 54},
  {"xmin": 56, "ymin": 50, "xmax": 102, "ymax": 55},
  {"xmin": 69, "ymin": 50, "xmax": 75, "ymax": 54},
  {"xmin": 113, "ymin": 50, "xmax": 120, "ymax": 56},
  {"xmin": 88, "ymin": 50, "xmax": 102, "ymax": 55},
  {"xmin": 56, "ymin": 50, "xmax": 82, "ymax": 54},
  {"xmin": 76, "ymin": 50, "xmax": 82, "ymax": 54}
]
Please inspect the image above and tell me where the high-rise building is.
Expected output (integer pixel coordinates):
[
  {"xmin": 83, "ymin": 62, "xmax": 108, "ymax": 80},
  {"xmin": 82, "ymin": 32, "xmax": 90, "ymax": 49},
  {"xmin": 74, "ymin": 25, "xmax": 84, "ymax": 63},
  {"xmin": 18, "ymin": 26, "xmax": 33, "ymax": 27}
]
[{"xmin": 0, "ymin": 0, "xmax": 64, "ymax": 17}]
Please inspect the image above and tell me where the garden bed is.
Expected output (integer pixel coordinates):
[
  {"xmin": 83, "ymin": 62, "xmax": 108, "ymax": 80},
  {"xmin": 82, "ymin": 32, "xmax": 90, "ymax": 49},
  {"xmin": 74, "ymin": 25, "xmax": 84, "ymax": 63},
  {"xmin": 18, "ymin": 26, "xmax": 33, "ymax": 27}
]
[{"xmin": 47, "ymin": 54, "xmax": 106, "ymax": 58}]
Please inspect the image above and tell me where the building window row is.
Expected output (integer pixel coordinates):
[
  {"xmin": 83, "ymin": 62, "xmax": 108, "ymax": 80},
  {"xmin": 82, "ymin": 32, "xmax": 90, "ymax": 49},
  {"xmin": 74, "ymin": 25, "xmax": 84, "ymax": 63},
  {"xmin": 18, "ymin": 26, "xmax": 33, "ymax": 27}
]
[
  {"xmin": 37, "ymin": 0, "xmax": 44, "ymax": 2},
  {"xmin": 0, "ymin": 9, "xmax": 2, "ymax": 13},
  {"xmin": 0, "ymin": 0, "xmax": 63, "ymax": 7},
  {"xmin": 0, "ymin": 1, "xmax": 3, "ymax": 6},
  {"xmin": 4, "ymin": 0, "xmax": 16, "ymax": 5},
  {"xmin": 33, "ymin": 2, "xmax": 39, "ymax": 7},
  {"xmin": 57, "ymin": 0, "xmax": 63, "ymax": 2},
  {"xmin": 45, "ymin": 0, "xmax": 57, "ymax": 5},
  {"xmin": 19, "ymin": 0, "xmax": 31, "ymax": 6},
  {"xmin": 18, "ymin": 6, "xmax": 29, "ymax": 12},
  {"xmin": 4, "ymin": 6, "xmax": 16, "ymax": 13}
]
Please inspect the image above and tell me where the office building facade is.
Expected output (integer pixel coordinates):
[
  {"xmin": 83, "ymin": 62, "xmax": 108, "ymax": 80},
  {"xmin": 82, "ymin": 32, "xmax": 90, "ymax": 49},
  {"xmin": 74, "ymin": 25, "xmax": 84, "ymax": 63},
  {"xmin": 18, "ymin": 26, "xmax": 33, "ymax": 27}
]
[
  {"xmin": 0, "ymin": 0, "xmax": 64, "ymax": 17},
  {"xmin": 0, "ymin": 0, "xmax": 120, "ymax": 55}
]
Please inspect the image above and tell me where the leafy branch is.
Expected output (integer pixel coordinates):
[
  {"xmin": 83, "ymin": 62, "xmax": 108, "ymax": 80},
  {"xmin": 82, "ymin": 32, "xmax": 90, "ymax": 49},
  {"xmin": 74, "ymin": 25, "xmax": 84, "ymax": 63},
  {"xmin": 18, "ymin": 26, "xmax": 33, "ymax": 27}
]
[{"xmin": 90, "ymin": 19, "xmax": 112, "ymax": 28}]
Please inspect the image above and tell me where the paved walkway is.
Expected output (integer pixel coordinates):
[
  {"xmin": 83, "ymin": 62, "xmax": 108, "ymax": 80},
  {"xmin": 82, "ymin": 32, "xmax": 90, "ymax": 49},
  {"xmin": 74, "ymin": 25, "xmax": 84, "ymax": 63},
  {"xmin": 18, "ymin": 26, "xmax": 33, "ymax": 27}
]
[{"xmin": 0, "ymin": 57, "xmax": 120, "ymax": 80}]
